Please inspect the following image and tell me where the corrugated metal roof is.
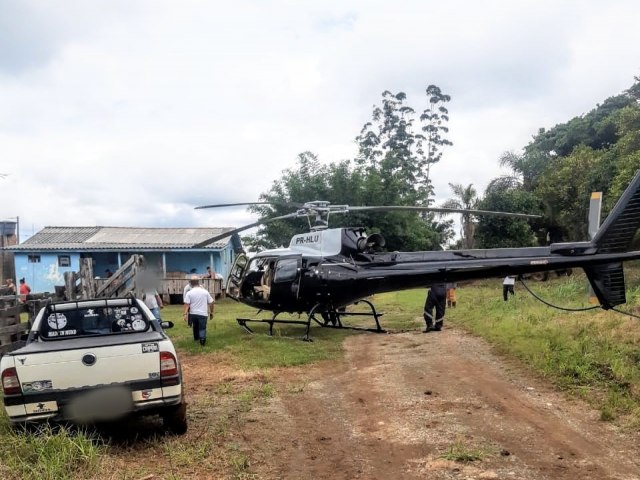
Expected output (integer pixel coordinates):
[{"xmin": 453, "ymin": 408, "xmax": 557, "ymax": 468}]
[
  {"xmin": 8, "ymin": 226, "xmax": 236, "ymax": 251},
  {"xmin": 20, "ymin": 227, "xmax": 102, "ymax": 245}
]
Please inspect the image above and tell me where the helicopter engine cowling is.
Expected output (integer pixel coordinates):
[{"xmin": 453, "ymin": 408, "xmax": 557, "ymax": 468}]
[{"xmin": 357, "ymin": 233, "xmax": 386, "ymax": 253}]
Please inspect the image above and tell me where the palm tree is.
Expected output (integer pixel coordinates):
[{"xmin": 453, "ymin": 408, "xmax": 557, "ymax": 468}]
[
  {"xmin": 440, "ymin": 183, "xmax": 479, "ymax": 249},
  {"xmin": 498, "ymin": 150, "xmax": 550, "ymax": 191}
]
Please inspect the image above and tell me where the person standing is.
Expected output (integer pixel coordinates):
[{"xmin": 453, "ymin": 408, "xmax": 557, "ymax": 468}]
[
  {"xmin": 18, "ymin": 278, "xmax": 31, "ymax": 303},
  {"xmin": 423, "ymin": 283, "xmax": 447, "ymax": 332},
  {"xmin": 183, "ymin": 275, "xmax": 214, "ymax": 346},
  {"xmin": 204, "ymin": 266, "xmax": 215, "ymax": 279},
  {"xmin": 143, "ymin": 288, "xmax": 164, "ymax": 321},
  {"xmin": 4, "ymin": 278, "xmax": 16, "ymax": 295},
  {"xmin": 503, "ymin": 276, "xmax": 516, "ymax": 301}
]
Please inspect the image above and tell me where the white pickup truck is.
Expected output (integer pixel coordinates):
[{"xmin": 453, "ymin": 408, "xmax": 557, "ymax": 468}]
[{"xmin": 0, "ymin": 296, "xmax": 187, "ymax": 433}]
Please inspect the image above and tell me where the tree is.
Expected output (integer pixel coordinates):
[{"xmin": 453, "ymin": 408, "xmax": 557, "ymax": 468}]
[
  {"xmin": 440, "ymin": 183, "xmax": 479, "ymax": 249},
  {"xmin": 475, "ymin": 184, "xmax": 540, "ymax": 248},
  {"xmin": 497, "ymin": 150, "xmax": 549, "ymax": 191},
  {"xmin": 525, "ymin": 93, "xmax": 634, "ymax": 159},
  {"xmin": 355, "ymin": 91, "xmax": 428, "ymax": 204},
  {"xmin": 351, "ymin": 88, "xmax": 454, "ymax": 249},
  {"xmin": 421, "ymin": 85, "xmax": 453, "ymax": 203},
  {"xmin": 249, "ymin": 152, "xmax": 365, "ymax": 248},
  {"xmin": 600, "ymin": 104, "xmax": 640, "ymax": 212},
  {"xmin": 248, "ymin": 86, "xmax": 455, "ymax": 252},
  {"xmin": 534, "ymin": 145, "xmax": 603, "ymax": 241}
]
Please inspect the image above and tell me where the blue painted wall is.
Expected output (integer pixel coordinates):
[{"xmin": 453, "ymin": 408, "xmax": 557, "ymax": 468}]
[
  {"xmin": 14, "ymin": 245, "xmax": 236, "ymax": 293},
  {"xmin": 14, "ymin": 252, "xmax": 80, "ymax": 293}
]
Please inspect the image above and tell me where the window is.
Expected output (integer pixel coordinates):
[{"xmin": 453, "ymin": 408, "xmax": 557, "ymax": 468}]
[
  {"xmin": 58, "ymin": 255, "xmax": 71, "ymax": 267},
  {"xmin": 28, "ymin": 255, "xmax": 41, "ymax": 263},
  {"xmin": 274, "ymin": 258, "xmax": 299, "ymax": 283},
  {"xmin": 40, "ymin": 305, "xmax": 151, "ymax": 340}
]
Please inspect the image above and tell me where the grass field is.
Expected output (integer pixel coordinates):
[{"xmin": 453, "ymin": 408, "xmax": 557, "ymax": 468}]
[
  {"xmin": 2, "ymin": 271, "xmax": 640, "ymax": 478},
  {"xmin": 451, "ymin": 273, "xmax": 640, "ymax": 424}
]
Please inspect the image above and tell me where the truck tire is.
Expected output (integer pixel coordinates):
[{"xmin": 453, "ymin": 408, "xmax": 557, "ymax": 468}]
[{"xmin": 163, "ymin": 402, "xmax": 188, "ymax": 435}]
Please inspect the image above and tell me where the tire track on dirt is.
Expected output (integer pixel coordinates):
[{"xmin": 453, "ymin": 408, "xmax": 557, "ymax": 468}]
[{"xmin": 240, "ymin": 327, "xmax": 640, "ymax": 479}]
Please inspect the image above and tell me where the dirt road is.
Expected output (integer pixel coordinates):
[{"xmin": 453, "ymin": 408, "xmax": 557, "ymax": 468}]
[{"xmin": 237, "ymin": 326, "xmax": 640, "ymax": 479}]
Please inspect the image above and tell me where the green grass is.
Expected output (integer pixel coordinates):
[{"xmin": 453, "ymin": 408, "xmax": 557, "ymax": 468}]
[
  {"xmin": 0, "ymin": 418, "xmax": 104, "ymax": 480},
  {"xmin": 162, "ymin": 300, "xmax": 349, "ymax": 368},
  {"xmin": 441, "ymin": 438, "xmax": 492, "ymax": 463},
  {"xmin": 448, "ymin": 272, "xmax": 640, "ymax": 423}
]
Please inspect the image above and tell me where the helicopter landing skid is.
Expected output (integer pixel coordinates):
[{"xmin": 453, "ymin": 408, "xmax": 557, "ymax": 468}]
[
  {"xmin": 312, "ymin": 299, "xmax": 385, "ymax": 334},
  {"xmin": 237, "ymin": 315, "xmax": 315, "ymax": 342},
  {"xmin": 236, "ymin": 299, "xmax": 385, "ymax": 341}
]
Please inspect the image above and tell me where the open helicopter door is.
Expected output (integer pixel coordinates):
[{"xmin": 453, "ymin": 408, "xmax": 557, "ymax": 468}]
[{"xmin": 226, "ymin": 253, "xmax": 249, "ymax": 300}]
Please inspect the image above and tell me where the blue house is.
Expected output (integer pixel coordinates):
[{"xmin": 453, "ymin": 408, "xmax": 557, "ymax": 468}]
[{"xmin": 6, "ymin": 226, "xmax": 242, "ymax": 295}]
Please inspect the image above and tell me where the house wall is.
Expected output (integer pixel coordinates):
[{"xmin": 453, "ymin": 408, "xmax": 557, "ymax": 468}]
[
  {"xmin": 14, "ymin": 252, "xmax": 80, "ymax": 293},
  {"xmin": 13, "ymin": 245, "xmax": 236, "ymax": 294}
]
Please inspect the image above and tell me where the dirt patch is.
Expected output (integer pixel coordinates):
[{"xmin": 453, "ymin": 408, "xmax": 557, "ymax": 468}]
[
  {"xmin": 100, "ymin": 326, "xmax": 640, "ymax": 479},
  {"xmin": 238, "ymin": 326, "xmax": 640, "ymax": 479}
]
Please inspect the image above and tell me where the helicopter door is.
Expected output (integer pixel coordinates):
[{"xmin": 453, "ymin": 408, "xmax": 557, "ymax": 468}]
[
  {"xmin": 226, "ymin": 253, "xmax": 249, "ymax": 300},
  {"xmin": 269, "ymin": 256, "xmax": 302, "ymax": 306}
]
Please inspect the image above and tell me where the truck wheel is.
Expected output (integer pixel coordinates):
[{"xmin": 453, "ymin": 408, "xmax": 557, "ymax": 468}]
[{"xmin": 163, "ymin": 402, "xmax": 188, "ymax": 435}]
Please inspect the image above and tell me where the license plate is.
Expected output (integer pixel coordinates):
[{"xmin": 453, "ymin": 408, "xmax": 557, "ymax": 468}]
[{"xmin": 66, "ymin": 386, "xmax": 133, "ymax": 422}]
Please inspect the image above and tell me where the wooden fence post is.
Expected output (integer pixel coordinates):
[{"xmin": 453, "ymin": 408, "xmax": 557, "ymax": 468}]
[
  {"xmin": 79, "ymin": 258, "xmax": 96, "ymax": 299},
  {"xmin": 0, "ymin": 294, "xmax": 29, "ymax": 355}
]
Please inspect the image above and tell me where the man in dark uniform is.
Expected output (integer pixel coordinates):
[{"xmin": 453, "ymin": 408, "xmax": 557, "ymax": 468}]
[{"xmin": 423, "ymin": 283, "xmax": 447, "ymax": 332}]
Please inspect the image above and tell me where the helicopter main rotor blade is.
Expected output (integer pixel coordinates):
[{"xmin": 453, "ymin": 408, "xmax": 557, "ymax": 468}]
[
  {"xmin": 195, "ymin": 201, "xmax": 303, "ymax": 210},
  {"xmin": 346, "ymin": 205, "xmax": 541, "ymax": 219},
  {"xmin": 192, "ymin": 212, "xmax": 301, "ymax": 248}
]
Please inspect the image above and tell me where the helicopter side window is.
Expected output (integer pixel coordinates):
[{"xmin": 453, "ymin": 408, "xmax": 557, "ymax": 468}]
[
  {"xmin": 273, "ymin": 258, "xmax": 299, "ymax": 283},
  {"xmin": 240, "ymin": 258, "xmax": 263, "ymax": 295}
]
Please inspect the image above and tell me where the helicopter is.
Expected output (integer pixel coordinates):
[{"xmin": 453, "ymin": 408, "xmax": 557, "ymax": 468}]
[{"xmin": 193, "ymin": 171, "xmax": 640, "ymax": 340}]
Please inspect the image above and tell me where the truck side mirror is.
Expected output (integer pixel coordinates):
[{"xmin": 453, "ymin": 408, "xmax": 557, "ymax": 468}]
[{"xmin": 160, "ymin": 321, "xmax": 174, "ymax": 329}]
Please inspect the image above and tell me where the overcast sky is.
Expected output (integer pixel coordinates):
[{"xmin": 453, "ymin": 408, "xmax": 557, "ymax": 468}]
[{"xmin": 1, "ymin": 0, "xmax": 638, "ymax": 241}]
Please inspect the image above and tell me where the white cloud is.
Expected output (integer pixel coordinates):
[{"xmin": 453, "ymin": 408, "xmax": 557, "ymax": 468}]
[{"xmin": 1, "ymin": 0, "xmax": 639, "ymax": 242}]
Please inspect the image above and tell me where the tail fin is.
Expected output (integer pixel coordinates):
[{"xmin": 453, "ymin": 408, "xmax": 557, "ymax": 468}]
[
  {"xmin": 585, "ymin": 170, "xmax": 640, "ymax": 308},
  {"xmin": 592, "ymin": 169, "xmax": 640, "ymax": 253},
  {"xmin": 584, "ymin": 262, "xmax": 626, "ymax": 309}
]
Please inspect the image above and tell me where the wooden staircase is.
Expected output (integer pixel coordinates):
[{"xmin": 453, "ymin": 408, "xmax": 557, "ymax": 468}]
[{"xmin": 95, "ymin": 255, "xmax": 145, "ymax": 298}]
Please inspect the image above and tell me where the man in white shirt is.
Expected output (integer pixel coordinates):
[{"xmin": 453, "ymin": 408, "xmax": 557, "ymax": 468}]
[
  {"xmin": 143, "ymin": 289, "xmax": 163, "ymax": 320},
  {"xmin": 183, "ymin": 275, "xmax": 214, "ymax": 346}
]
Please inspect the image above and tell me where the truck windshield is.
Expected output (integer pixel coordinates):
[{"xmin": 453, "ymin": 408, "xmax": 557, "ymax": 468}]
[{"xmin": 40, "ymin": 304, "xmax": 151, "ymax": 340}]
